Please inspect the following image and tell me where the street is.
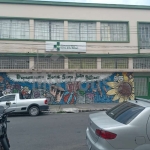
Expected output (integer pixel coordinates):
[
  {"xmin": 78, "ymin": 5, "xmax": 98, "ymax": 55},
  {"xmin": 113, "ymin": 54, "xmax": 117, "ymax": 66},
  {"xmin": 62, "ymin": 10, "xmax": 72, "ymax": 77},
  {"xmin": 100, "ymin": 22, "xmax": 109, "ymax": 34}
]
[{"xmin": 7, "ymin": 112, "xmax": 92, "ymax": 150}]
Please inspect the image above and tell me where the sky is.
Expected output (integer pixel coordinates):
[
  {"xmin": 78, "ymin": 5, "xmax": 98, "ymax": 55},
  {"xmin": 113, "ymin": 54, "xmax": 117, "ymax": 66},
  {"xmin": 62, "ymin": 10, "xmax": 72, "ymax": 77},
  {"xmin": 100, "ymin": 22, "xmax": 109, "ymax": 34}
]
[{"xmin": 35, "ymin": 0, "xmax": 150, "ymax": 5}]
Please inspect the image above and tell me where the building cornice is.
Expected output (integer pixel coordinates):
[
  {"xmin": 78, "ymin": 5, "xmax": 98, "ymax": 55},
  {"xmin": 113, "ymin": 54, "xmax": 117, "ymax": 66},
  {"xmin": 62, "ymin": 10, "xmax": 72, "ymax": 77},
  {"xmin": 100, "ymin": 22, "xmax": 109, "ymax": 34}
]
[
  {"xmin": 0, "ymin": 69, "xmax": 150, "ymax": 73},
  {"xmin": 0, "ymin": 53, "xmax": 150, "ymax": 58},
  {"xmin": 0, "ymin": 0, "xmax": 150, "ymax": 10}
]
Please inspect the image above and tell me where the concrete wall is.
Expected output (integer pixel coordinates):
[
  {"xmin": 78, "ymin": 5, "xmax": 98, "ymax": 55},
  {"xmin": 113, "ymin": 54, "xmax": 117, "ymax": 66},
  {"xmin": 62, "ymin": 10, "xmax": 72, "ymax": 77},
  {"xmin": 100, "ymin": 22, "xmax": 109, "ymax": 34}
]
[
  {"xmin": 0, "ymin": 72, "xmax": 134, "ymax": 104},
  {"xmin": 0, "ymin": 40, "xmax": 137, "ymax": 54}
]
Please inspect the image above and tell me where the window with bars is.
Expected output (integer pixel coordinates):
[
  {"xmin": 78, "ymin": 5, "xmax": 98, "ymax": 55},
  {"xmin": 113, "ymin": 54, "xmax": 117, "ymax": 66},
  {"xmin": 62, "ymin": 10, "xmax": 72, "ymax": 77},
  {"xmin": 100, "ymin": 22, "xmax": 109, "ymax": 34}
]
[
  {"xmin": 34, "ymin": 20, "xmax": 64, "ymax": 40},
  {"xmin": 0, "ymin": 19, "xmax": 29, "ymax": 39},
  {"xmin": 68, "ymin": 58, "xmax": 97, "ymax": 69},
  {"xmin": 101, "ymin": 58, "xmax": 128, "ymax": 69},
  {"xmin": 68, "ymin": 22, "xmax": 96, "ymax": 41},
  {"xmin": 134, "ymin": 77, "xmax": 148, "ymax": 96},
  {"xmin": 133, "ymin": 58, "xmax": 150, "ymax": 69},
  {"xmin": 0, "ymin": 57, "xmax": 29, "ymax": 69},
  {"xmin": 139, "ymin": 23, "xmax": 150, "ymax": 49},
  {"xmin": 100, "ymin": 22, "xmax": 128, "ymax": 41},
  {"xmin": 34, "ymin": 57, "xmax": 64, "ymax": 69}
]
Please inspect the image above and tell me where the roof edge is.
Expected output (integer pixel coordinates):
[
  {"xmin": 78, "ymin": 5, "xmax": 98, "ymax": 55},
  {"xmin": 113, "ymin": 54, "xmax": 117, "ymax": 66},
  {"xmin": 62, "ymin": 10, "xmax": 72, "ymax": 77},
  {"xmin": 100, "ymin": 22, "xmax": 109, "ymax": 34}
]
[{"xmin": 0, "ymin": 0, "xmax": 150, "ymax": 10}]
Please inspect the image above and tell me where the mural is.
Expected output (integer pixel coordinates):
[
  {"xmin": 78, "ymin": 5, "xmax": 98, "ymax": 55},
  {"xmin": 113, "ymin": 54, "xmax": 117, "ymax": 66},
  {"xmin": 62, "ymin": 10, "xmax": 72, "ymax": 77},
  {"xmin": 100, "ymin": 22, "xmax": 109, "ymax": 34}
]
[{"xmin": 0, "ymin": 72, "xmax": 134, "ymax": 104}]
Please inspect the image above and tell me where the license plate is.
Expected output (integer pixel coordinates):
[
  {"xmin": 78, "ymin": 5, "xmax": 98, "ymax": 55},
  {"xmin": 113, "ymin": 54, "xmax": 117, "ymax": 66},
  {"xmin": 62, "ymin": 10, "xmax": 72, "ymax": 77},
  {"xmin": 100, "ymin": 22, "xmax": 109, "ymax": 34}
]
[{"xmin": 86, "ymin": 137, "xmax": 92, "ymax": 150}]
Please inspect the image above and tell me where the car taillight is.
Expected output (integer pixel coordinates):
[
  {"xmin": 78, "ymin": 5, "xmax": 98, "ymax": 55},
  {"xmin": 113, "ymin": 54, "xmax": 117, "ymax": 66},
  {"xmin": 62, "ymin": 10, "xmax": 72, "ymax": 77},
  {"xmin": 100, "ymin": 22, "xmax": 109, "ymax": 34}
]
[
  {"xmin": 44, "ymin": 99, "xmax": 48, "ymax": 104},
  {"xmin": 95, "ymin": 129, "xmax": 117, "ymax": 139}
]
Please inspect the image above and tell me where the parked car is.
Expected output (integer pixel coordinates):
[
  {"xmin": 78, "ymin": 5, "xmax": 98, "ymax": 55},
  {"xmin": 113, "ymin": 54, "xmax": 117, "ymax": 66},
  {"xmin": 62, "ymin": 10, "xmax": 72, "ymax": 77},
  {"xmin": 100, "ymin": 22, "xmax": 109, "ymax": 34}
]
[
  {"xmin": 0, "ymin": 93, "xmax": 49, "ymax": 116},
  {"xmin": 86, "ymin": 98, "xmax": 150, "ymax": 150}
]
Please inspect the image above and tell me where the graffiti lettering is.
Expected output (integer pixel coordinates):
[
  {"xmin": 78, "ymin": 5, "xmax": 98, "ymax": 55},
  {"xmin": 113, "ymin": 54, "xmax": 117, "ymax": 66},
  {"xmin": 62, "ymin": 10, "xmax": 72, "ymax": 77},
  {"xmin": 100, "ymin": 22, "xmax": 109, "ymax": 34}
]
[
  {"xmin": 114, "ymin": 76, "xmax": 123, "ymax": 82},
  {"xmin": 76, "ymin": 73, "xmax": 84, "ymax": 79},
  {"xmin": 47, "ymin": 74, "xmax": 60, "ymax": 79},
  {"xmin": 17, "ymin": 74, "xmax": 44, "ymax": 80},
  {"xmin": 62, "ymin": 74, "xmax": 74, "ymax": 80},
  {"xmin": 85, "ymin": 75, "xmax": 99, "ymax": 80}
]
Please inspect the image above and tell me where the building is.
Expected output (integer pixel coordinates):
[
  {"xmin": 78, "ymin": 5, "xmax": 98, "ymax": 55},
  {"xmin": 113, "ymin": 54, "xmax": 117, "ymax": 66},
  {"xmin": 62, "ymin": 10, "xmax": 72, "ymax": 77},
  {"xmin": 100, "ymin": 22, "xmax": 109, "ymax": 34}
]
[{"xmin": 0, "ymin": 0, "xmax": 149, "ymax": 104}]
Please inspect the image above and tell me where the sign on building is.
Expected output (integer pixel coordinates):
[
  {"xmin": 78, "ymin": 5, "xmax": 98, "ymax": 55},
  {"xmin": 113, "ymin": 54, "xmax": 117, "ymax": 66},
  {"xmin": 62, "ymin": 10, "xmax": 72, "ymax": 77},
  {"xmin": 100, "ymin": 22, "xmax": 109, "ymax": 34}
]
[{"xmin": 45, "ymin": 41, "xmax": 86, "ymax": 52}]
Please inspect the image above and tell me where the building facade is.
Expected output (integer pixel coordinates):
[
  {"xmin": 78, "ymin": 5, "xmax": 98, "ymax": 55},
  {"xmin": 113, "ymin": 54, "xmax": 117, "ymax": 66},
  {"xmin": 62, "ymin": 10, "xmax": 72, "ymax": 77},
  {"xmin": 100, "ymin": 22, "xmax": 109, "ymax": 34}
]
[{"xmin": 0, "ymin": 0, "xmax": 149, "ymax": 104}]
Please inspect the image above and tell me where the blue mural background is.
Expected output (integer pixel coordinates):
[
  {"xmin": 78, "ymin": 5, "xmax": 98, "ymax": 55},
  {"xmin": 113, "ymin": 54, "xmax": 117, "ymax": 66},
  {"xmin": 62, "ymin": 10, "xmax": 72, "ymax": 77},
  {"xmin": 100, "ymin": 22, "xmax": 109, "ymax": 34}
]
[{"xmin": 0, "ymin": 72, "xmax": 134, "ymax": 104}]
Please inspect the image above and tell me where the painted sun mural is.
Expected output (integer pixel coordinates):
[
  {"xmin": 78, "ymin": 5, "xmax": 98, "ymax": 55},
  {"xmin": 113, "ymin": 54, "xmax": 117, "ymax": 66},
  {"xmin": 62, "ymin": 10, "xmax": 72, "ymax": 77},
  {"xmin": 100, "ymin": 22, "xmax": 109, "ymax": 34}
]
[{"xmin": 107, "ymin": 73, "xmax": 134, "ymax": 102}]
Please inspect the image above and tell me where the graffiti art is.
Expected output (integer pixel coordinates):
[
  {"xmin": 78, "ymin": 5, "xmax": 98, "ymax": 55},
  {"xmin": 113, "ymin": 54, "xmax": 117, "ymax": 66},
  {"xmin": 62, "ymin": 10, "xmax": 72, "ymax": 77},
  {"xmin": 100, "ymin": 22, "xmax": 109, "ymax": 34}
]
[
  {"xmin": 106, "ymin": 73, "xmax": 134, "ymax": 102},
  {"xmin": 0, "ymin": 72, "xmax": 134, "ymax": 104}
]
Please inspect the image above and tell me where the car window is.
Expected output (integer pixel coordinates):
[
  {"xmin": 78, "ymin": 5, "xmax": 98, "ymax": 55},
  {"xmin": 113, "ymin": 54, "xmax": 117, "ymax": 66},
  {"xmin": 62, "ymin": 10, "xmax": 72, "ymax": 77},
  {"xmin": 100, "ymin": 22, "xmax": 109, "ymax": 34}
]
[
  {"xmin": 106, "ymin": 101, "xmax": 145, "ymax": 124},
  {"xmin": 0, "ymin": 95, "xmax": 15, "ymax": 102}
]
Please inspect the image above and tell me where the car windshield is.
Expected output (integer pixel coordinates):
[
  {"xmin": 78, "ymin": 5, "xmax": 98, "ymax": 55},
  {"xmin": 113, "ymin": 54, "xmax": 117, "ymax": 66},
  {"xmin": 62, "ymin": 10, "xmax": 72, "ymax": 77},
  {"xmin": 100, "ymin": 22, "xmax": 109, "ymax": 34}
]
[{"xmin": 106, "ymin": 101, "xmax": 145, "ymax": 124}]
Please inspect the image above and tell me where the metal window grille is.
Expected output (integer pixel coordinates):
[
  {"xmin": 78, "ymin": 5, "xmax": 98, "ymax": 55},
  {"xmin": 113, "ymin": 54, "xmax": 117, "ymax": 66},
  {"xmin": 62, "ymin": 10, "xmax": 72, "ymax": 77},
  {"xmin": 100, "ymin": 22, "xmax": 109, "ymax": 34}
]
[
  {"xmin": 68, "ymin": 22, "xmax": 96, "ymax": 41},
  {"xmin": 134, "ymin": 77, "xmax": 148, "ymax": 96},
  {"xmin": 0, "ymin": 57, "xmax": 29, "ymax": 69},
  {"xmin": 34, "ymin": 20, "xmax": 64, "ymax": 40},
  {"xmin": 68, "ymin": 58, "xmax": 97, "ymax": 69},
  {"xmin": 133, "ymin": 58, "xmax": 150, "ymax": 69},
  {"xmin": 34, "ymin": 57, "xmax": 64, "ymax": 69},
  {"xmin": 139, "ymin": 23, "xmax": 150, "ymax": 49},
  {"xmin": 0, "ymin": 19, "xmax": 29, "ymax": 39},
  {"xmin": 101, "ymin": 58, "xmax": 128, "ymax": 69},
  {"xmin": 100, "ymin": 23, "xmax": 128, "ymax": 41}
]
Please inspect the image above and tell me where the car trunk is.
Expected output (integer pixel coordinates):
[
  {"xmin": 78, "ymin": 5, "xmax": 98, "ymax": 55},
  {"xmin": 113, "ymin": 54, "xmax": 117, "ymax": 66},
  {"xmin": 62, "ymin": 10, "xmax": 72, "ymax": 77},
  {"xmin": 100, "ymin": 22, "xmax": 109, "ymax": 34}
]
[
  {"xmin": 88, "ymin": 108, "xmax": 142, "ymax": 149},
  {"xmin": 88, "ymin": 111, "xmax": 124, "ymax": 143},
  {"xmin": 88, "ymin": 101, "xmax": 146, "ymax": 149}
]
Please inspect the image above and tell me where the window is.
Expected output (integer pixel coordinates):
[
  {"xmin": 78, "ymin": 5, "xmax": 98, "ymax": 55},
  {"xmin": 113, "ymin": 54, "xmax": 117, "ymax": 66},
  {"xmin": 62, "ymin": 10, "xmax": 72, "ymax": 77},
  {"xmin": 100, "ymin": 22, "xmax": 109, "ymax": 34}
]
[
  {"xmin": 139, "ymin": 23, "xmax": 150, "ymax": 49},
  {"xmin": 34, "ymin": 57, "xmax": 64, "ymax": 69},
  {"xmin": 101, "ymin": 58, "xmax": 128, "ymax": 69},
  {"xmin": 0, "ymin": 57, "xmax": 29, "ymax": 69},
  {"xmin": 106, "ymin": 101, "xmax": 145, "ymax": 124},
  {"xmin": 134, "ymin": 78, "xmax": 148, "ymax": 96},
  {"xmin": 101, "ymin": 22, "xmax": 128, "ymax": 41},
  {"xmin": 68, "ymin": 22, "xmax": 96, "ymax": 41},
  {"xmin": 0, "ymin": 19, "xmax": 29, "ymax": 39},
  {"xmin": 133, "ymin": 58, "xmax": 150, "ymax": 69},
  {"xmin": 68, "ymin": 58, "xmax": 97, "ymax": 69},
  {"xmin": 34, "ymin": 20, "xmax": 64, "ymax": 40},
  {"xmin": 0, "ymin": 95, "xmax": 15, "ymax": 102}
]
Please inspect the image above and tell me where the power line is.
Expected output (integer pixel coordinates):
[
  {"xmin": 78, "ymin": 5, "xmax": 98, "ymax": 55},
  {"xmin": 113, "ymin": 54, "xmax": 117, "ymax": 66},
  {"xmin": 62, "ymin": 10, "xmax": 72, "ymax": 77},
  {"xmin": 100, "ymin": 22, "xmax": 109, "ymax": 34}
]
[
  {"xmin": 0, "ymin": 41, "xmax": 143, "ymax": 46},
  {"xmin": 0, "ymin": 27, "xmax": 144, "ymax": 33},
  {"xmin": 0, "ymin": 21, "xmax": 145, "ymax": 28},
  {"xmin": 0, "ymin": 42, "xmax": 143, "ymax": 50},
  {"xmin": 0, "ymin": 25, "xmax": 145, "ymax": 32},
  {"xmin": 0, "ymin": 43, "xmax": 142, "ymax": 48}
]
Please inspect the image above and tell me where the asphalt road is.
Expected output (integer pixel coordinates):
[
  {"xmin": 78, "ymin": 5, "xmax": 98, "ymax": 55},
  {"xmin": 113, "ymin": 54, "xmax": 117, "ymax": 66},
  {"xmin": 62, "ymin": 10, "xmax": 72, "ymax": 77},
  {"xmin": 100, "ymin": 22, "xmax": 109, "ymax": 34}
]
[{"xmin": 7, "ymin": 112, "xmax": 92, "ymax": 150}]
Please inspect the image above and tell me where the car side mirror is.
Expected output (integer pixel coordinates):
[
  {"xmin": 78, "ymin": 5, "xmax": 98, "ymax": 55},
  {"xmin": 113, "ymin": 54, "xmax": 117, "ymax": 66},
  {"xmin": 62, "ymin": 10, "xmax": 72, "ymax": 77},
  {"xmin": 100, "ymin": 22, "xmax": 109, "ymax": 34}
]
[{"xmin": 6, "ymin": 102, "xmax": 11, "ymax": 107}]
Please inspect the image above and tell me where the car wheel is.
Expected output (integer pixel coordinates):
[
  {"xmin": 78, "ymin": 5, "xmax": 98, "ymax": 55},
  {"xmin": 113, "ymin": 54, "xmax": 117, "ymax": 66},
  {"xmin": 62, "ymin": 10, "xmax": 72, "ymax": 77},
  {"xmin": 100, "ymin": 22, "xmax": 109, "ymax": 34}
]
[
  {"xmin": 1, "ymin": 137, "xmax": 9, "ymax": 150},
  {"xmin": 29, "ymin": 106, "xmax": 40, "ymax": 116}
]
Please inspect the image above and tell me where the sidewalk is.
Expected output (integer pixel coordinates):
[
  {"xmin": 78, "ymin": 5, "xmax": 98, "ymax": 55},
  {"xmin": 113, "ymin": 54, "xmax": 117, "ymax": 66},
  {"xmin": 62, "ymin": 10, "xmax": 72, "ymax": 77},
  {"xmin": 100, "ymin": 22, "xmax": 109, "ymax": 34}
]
[{"xmin": 49, "ymin": 103, "xmax": 118, "ymax": 113}]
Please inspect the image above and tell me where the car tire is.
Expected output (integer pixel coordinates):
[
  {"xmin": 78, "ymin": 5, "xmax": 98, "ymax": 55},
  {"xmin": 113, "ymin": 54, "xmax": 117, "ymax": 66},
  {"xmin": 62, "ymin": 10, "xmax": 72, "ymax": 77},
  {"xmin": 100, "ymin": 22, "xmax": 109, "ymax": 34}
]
[
  {"xmin": 28, "ymin": 106, "xmax": 40, "ymax": 116},
  {"xmin": 1, "ymin": 137, "xmax": 9, "ymax": 150}
]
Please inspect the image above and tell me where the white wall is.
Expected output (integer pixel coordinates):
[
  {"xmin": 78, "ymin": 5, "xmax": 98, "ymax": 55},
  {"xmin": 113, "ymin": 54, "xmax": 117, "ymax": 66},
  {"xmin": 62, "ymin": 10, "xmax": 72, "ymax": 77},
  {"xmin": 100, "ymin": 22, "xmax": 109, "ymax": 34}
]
[{"xmin": 0, "ymin": 3, "xmax": 144, "ymax": 54}]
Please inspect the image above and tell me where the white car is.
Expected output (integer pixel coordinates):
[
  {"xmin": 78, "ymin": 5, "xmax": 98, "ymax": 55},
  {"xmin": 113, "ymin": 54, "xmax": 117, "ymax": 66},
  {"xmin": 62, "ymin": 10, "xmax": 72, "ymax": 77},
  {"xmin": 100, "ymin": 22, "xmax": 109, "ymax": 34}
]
[
  {"xmin": 0, "ymin": 93, "xmax": 49, "ymax": 116},
  {"xmin": 86, "ymin": 98, "xmax": 150, "ymax": 150}
]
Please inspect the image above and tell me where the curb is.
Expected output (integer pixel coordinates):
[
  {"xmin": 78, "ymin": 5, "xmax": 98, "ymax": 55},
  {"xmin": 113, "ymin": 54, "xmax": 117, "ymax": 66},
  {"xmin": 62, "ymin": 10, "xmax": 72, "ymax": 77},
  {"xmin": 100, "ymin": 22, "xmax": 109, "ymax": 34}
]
[
  {"xmin": 79, "ymin": 108, "xmax": 110, "ymax": 112},
  {"xmin": 61, "ymin": 108, "xmax": 79, "ymax": 113},
  {"xmin": 49, "ymin": 108, "xmax": 111, "ymax": 113}
]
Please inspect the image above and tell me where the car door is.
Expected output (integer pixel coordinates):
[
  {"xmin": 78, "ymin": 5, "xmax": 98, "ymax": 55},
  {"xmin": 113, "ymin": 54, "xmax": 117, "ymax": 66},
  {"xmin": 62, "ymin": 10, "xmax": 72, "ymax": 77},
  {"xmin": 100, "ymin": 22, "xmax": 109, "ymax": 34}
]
[{"xmin": 0, "ymin": 94, "xmax": 17, "ymax": 111}]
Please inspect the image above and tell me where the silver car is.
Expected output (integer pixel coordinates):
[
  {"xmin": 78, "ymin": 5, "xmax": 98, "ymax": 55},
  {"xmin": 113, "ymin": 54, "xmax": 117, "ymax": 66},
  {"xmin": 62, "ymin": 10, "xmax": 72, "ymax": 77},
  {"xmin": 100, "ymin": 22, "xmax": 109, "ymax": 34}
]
[{"xmin": 86, "ymin": 98, "xmax": 150, "ymax": 150}]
